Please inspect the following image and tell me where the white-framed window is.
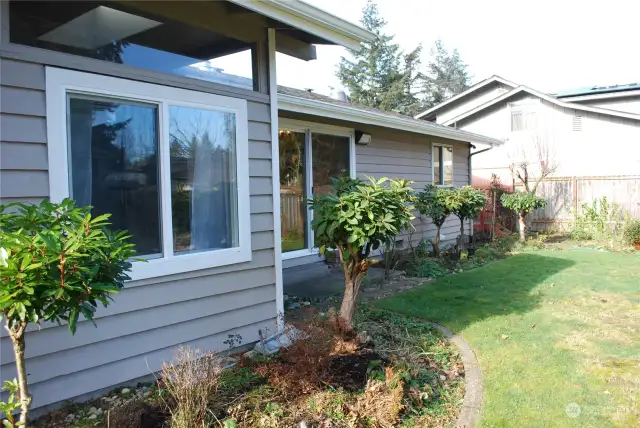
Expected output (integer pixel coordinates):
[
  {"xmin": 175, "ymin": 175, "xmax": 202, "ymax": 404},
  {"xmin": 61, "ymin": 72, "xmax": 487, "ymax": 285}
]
[
  {"xmin": 46, "ymin": 67, "xmax": 251, "ymax": 281},
  {"xmin": 511, "ymin": 105, "xmax": 538, "ymax": 132},
  {"xmin": 432, "ymin": 144, "xmax": 453, "ymax": 186},
  {"xmin": 278, "ymin": 119, "xmax": 356, "ymax": 259}
]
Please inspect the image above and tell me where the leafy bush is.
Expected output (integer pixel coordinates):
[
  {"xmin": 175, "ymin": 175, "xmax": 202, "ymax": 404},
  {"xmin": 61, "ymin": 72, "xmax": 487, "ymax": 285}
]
[
  {"xmin": 309, "ymin": 176, "xmax": 415, "ymax": 328},
  {"xmin": 475, "ymin": 245, "xmax": 501, "ymax": 262},
  {"xmin": 570, "ymin": 197, "xmax": 626, "ymax": 242},
  {"xmin": 500, "ymin": 192, "xmax": 546, "ymax": 242},
  {"xmin": 441, "ymin": 186, "xmax": 487, "ymax": 251},
  {"xmin": 407, "ymin": 258, "xmax": 449, "ymax": 278},
  {"xmin": 0, "ymin": 199, "xmax": 136, "ymax": 425},
  {"xmin": 624, "ymin": 220, "xmax": 640, "ymax": 246},
  {"xmin": 0, "ymin": 379, "xmax": 21, "ymax": 428},
  {"xmin": 415, "ymin": 185, "xmax": 452, "ymax": 254}
]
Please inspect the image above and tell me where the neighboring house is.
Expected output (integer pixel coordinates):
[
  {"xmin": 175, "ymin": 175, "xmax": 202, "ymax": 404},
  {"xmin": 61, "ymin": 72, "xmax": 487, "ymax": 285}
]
[
  {"xmin": 0, "ymin": 0, "xmax": 501, "ymax": 411},
  {"xmin": 415, "ymin": 75, "xmax": 640, "ymax": 180},
  {"xmin": 415, "ymin": 75, "xmax": 640, "ymax": 228}
]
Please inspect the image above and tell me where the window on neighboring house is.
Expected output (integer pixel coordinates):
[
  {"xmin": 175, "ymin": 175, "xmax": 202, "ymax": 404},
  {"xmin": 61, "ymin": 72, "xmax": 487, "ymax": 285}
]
[
  {"xmin": 9, "ymin": 1, "xmax": 256, "ymax": 91},
  {"xmin": 279, "ymin": 122, "xmax": 354, "ymax": 256},
  {"xmin": 511, "ymin": 106, "xmax": 537, "ymax": 131},
  {"xmin": 433, "ymin": 144, "xmax": 453, "ymax": 186},
  {"xmin": 47, "ymin": 68, "xmax": 251, "ymax": 280}
]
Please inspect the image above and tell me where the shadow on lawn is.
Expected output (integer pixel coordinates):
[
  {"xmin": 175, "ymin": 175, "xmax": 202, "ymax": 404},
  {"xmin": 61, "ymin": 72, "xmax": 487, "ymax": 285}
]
[{"xmin": 376, "ymin": 253, "xmax": 575, "ymax": 331}]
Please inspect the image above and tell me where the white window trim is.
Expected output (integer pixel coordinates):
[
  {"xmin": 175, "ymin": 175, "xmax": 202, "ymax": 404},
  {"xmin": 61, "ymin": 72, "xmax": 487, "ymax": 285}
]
[
  {"xmin": 432, "ymin": 143, "xmax": 454, "ymax": 187},
  {"xmin": 45, "ymin": 67, "xmax": 252, "ymax": 281},
  {"xmin": 278, "ymin": 118, "xmax": 355, "ymax": 259}
]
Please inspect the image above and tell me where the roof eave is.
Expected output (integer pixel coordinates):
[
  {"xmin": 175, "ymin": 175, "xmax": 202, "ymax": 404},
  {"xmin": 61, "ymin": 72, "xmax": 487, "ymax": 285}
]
[
  {"xmin": 442, "ymin": 85, "xmax": 640, "ymax": 126},
  {"xmin": 414, "ymin": 75, "xmax": 518, "ymax": 120},
  {"xmin": 227, "ymin": 0, "xmax": 375, "ymax": 51},
  {"xmin": 278, "ymin": 94, "xmax": 504, "ymax": 147}
]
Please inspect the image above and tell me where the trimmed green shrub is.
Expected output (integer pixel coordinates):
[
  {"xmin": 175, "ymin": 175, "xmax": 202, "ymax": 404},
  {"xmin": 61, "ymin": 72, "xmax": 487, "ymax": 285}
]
[
  {"xmin": 500, "ymin": 192, "xmax": 546, "ymax": 242},
  {"xmin": 407, "ymin": 258, "xmax": 449, "ymax": 278},
  {"xmin": 624, "ymin": 220, "xmax": 640, "ymax": 247},
  {"xmin": 309, "ymin": 176, "xmax": 415, "ymax": 328}
]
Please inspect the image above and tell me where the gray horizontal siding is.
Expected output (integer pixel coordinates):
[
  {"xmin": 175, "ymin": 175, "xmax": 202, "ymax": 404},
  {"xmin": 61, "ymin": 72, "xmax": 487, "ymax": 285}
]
[
  {"xmin": 0, "ymin": 58, "xmax": 277, "ymax": 409},
  {"xmin": 356, "ymin": 131, "xmax": 471, "ymax": 249}
]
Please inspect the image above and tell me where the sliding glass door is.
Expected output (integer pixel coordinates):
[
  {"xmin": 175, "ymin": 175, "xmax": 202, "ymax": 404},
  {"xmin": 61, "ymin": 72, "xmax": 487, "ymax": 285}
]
[{"xmin": 279, "ymin": 124, "xmax": 353, "ymax": 256}]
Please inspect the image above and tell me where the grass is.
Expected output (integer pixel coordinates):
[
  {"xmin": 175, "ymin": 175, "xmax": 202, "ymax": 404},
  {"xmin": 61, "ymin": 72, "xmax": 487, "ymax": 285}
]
[{"xmin": 376, "ymin": 250, "xmax": 640, "ymax": 428}]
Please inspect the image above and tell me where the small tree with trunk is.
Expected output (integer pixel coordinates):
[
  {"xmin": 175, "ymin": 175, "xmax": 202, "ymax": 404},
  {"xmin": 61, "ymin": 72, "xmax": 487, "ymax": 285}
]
[
  {"xmin": 441, "ymin": 186, "xmax": 487, "ymax": 252},
  {"xmin": 507, "ymin": 134, "xmax": 558, "ymax": 239},
  {"xmin": 414, "ymin": 185, "xmax": 451, "ymax": 255},
  {"xmin": 309, "ymin": 177, "xmax": 414, "ymax": 329},
  {"xmin": 0, "ymin": 199, "xmax": 136, "ymax": 425},
  {"xmin": 500, "ymin": 192, "xmax": 547, "ymax": 241}
]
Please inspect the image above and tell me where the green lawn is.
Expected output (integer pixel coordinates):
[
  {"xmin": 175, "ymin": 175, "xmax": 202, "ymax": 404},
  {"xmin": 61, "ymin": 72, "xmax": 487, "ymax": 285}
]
[{"xmin": 377, "ymin": 250, "xmax": 640, "ymax": 427}]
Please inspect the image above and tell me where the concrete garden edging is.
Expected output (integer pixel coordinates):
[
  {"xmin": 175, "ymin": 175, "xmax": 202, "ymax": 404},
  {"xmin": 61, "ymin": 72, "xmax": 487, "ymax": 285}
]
[{"xmin": 427, "ymin": 321, "xmax": 483, "ymax": 428}]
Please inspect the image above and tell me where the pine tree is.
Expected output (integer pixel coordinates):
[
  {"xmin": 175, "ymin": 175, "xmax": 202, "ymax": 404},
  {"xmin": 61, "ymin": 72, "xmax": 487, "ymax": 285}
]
[
  {"xmin": 337, "ymin": 0, "xmax": 423, "ymax": 116},
  {"xmin": 422, "ymin": 39, "xmax": 471, "ymax": 109}
]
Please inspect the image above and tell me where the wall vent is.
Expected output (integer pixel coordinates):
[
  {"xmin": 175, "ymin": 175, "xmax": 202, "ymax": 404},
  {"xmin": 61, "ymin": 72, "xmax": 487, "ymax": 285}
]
[{"xmin": 572, "ymin": 114, "xmax": 583, "ymax": 131}]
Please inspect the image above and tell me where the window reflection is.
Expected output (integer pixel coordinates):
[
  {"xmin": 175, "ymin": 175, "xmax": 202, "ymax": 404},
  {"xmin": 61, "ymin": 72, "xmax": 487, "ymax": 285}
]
[
  {"xmin": 10, "ymin": 1, "xmax": 255, "ymax": 90},
  {"xmin": 279, "ymin": 131, "xmax": 307, "ymax": 253},
  {"xmin": 67, "ymin": 96, "xmax": 162, "ymax": 256},
  {"xmin": 169, "ymin": 106, "xmax": 238, "ymax": 254}
]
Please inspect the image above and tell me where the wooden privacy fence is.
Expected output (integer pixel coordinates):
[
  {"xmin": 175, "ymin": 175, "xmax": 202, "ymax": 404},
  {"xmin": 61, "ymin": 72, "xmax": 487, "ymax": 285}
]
[
  {"xmin": 280, "ymin": 189, "xmax": 305, "ymax": 235},
  {"xmin": 520, "ymin": 176, "xmax": 640, "ymax": 231}
]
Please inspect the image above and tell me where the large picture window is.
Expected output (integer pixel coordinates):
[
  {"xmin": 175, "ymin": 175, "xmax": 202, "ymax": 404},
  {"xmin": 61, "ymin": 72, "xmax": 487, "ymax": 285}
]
[
  {"xmin": 278, "ymin": 121, "xmax": 354, "ymax": 257},
  {"xmin": 47, "ymin": 68, "xmax": 251, "ymax": 280}
]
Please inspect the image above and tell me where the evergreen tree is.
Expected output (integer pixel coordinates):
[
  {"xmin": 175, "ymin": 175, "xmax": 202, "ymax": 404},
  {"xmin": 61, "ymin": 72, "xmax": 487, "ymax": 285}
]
[
  {"xmin": 337, "ymin": 0, "xmax": 423, "ymax": 116},
  {"xmin": 422, "ymin": 39, "xmax": 471, "ymax": 109}
]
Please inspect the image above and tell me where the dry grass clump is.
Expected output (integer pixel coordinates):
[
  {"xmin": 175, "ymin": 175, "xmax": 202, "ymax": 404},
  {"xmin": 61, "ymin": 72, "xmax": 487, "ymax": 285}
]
[
  {"xmin": 160, "ymin": 346, "xmax": 224, "ymax": 428},
  {"xmin": 353, "ymin": 367, "xmax": 405, "ymax": 427}
]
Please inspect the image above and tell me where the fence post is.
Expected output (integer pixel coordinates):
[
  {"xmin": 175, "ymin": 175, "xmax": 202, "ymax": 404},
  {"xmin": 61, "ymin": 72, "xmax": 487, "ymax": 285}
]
[{"xmin": 573, "ymin": 176, "xmax": 578, "ymax": 226}]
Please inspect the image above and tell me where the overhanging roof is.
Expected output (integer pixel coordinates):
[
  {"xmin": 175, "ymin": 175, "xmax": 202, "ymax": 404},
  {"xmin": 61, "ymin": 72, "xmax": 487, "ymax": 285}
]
[
  {"xmin": 442, "ymin": 85, "xmax": 640, "ymax": 126},
  {"xmin": 227, "ymin": 0, "xmax": 375, "ymax": 51},
  {"xmin": 278, "ymin": 86, "xmax": 504, "ymax": 147},
  {"xmin": 414, "ymin": 75, "xmax": 518, "ymax": 120}
]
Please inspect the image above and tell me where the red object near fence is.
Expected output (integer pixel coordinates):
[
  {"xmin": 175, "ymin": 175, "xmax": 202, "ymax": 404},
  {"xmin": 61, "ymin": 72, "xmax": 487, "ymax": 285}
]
[{"xmin": 472, "ymin": 175, "xmax": 515, "ymax": 239}]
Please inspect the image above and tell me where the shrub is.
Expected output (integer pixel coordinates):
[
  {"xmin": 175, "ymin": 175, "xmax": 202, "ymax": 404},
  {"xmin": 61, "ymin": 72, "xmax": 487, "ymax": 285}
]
[
  {"xmin": 570, "ymin": 197, "xmax": 627, "ymax": 243},
  {"xmin": 624, "ymin": 220, "xmax": 640, "ymax": 247},
  {"xmin": 160, "ymin": 346, "xmax": 225, "ymax": 428},
  {"xmin": 407, "ymin": 258, "xmax": 449, "ymax": 278},
  {"xmin": 0, "ymin": 199, "xmax": 136, "ymax": 425},
  {"xmin": 500, "ymin": 192, "xmax": 546, "ymax": 242},
  {"xmin": 415, "ymin": 185, "xmax": 451, "ymax": 255},
  {"xmin": 441, "ymin": 186, "xmax": 487, "ymax": 251},
  {"xmin": 309, "ymin": 176, "xmax": 415, "ymax": 329},
  {"xmin": 475, "ymin": 245, "xmax": 501, "ymax": 262}
]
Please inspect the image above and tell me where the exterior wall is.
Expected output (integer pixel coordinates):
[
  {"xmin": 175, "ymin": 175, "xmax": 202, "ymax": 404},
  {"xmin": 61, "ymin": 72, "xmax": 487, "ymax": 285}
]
[
  {"xmin": 457, "ymin": 94, "xmax": 640, "ymax": 180},
  {"xmin": 436, "ymin": 82, "xmax": 513, "ymax": 124},
  {"xmin": 574, "ymin": 95, "xmax": 640, "ymax": 114},
  {"xmin": 0, "ymin": 53, "xmax": 278, "ymax": 409}
]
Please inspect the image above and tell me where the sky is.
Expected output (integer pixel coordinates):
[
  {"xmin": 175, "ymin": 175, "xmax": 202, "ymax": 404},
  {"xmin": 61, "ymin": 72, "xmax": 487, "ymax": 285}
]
[{"xmin": 276, "ymin": 0, "xmax": 640, "ymax": 96}]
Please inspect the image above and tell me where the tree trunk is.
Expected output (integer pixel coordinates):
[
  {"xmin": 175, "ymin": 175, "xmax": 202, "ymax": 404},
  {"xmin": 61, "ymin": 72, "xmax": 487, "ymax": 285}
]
[
  {"xmin": 433, "ymin": 225, "xmax": 441, "ymax": 255},
  {"xmin": 339, "ymin": 261, "xmax": 367, "ymax": 330},
  {"xmin": 458, "ymin": 217, "xmax": 466, "ymax": 252},
  {"xmin": 7, "ymin": 323, "xmax": 30, "ymax": 426},
  {"xmin": 518, "ymin": 213, "xmax": 527, "ymax": 242}
]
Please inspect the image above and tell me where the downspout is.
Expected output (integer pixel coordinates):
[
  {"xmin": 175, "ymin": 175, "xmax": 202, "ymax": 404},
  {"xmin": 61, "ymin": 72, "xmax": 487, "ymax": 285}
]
[{"xmin": 468, "ymin": 143, "xmax": 495, "ymax": 243}]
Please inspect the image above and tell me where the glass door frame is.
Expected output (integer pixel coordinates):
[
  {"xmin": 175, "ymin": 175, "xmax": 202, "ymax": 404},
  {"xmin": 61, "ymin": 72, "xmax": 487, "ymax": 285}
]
[{"xmin": 279, "ymin": 118, "xmax": 356, "ymax": 260}]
